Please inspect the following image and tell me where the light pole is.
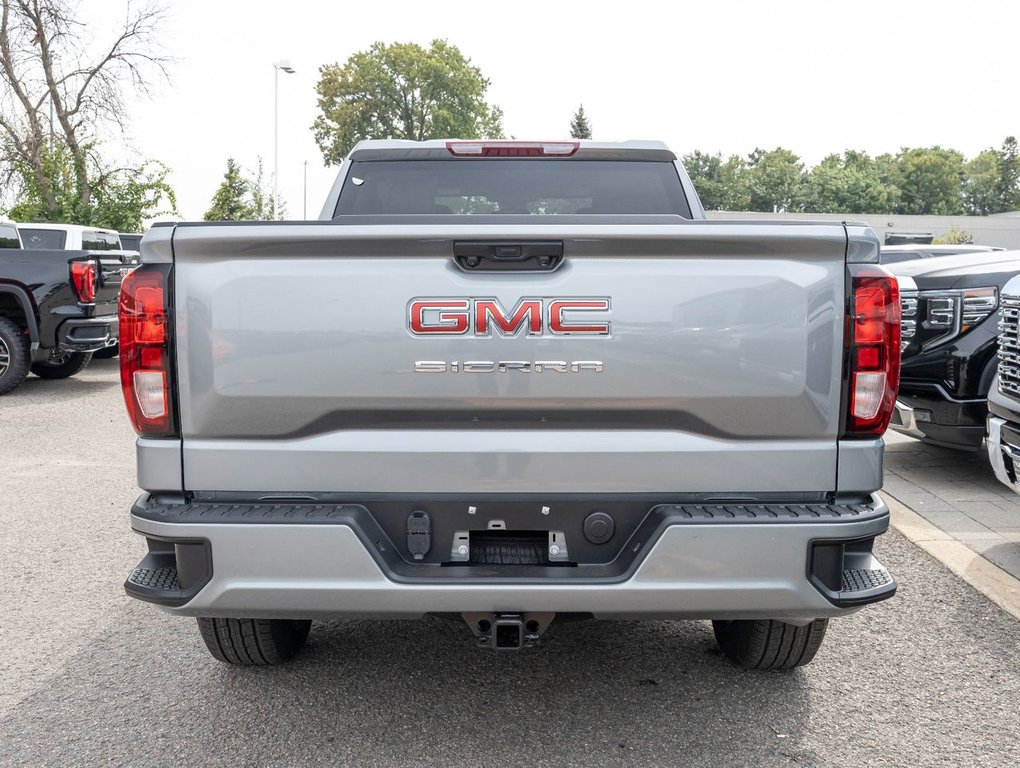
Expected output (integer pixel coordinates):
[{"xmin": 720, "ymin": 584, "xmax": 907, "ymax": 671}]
[{"xmin": 273, "ymin": 60, "xmax": 295, "ymax": 219}]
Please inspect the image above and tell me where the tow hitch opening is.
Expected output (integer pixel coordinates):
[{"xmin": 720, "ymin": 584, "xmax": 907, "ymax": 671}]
[{"xmin": 463, "ymin": 612, "xmax": 554, "ymax": 650}]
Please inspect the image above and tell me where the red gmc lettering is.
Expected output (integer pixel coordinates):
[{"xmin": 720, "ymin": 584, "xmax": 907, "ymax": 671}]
[
  {"xmin": 409, "ymin": 300, "xmax": 470, "ymax": 335},
  {"xmin": 549, "ymin": 300, "xmax": 611, "ymax": 335},
  {"xmin": 475, "ymin": 299, "xmax": 543, "ymax": 336},
  {"xmin": 409, "ymin": 298, "xmax": 610, "ymax": 336}
]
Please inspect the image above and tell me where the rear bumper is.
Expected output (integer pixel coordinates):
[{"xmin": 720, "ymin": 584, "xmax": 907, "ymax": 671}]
[
  {"xmin": 58, "ymin": 314, "xmax": 118, "ymax": 352},
  {"xmin": 889, "ymin": 389, "xmax": 986, "ymax": 450},
  {"xmin": 126, "ymin": 493, "xmax": 896, "ymax": 621}
]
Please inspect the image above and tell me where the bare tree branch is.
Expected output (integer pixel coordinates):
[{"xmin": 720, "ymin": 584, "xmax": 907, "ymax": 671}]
[{"xmin": 0, "ymin": 0, "xmax": 169, "ymax": 212}]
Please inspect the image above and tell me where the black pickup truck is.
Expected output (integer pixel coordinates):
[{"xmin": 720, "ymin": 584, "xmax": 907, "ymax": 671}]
[
  {"xmin": 888, "ymin": 250, "xmax": 1020, "ymax": 449},
  {"xmin": 0, "ymin": 223, "xmax": 133, "ymax": 394}
]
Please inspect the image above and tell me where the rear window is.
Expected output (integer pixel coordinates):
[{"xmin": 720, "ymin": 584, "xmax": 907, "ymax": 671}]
[
  {"xmin": 0, "ymin": 224, "xmax": 20, "ymax": 248},
  {"xmin": 119, "ymin": 233, "xmax": 142, "ymax": 251},
  {"xmin": 335, "ymin": 159, "xmax": 692, "ymax": 217},
  {"xmin": 19, "ymin": 228, "xmax": 66, "ymax": 250},
  {"xmin": 82, "ymin": 230, "xmax": 121, "ymax": 250}
]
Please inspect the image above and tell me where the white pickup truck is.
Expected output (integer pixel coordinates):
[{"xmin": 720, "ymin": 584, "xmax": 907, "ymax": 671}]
[{"xmin": 120, "ymin": 140, "xmax": 901, "ymax": 669}]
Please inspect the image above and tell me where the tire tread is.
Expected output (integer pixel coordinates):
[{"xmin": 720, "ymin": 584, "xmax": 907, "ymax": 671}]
[
  {"xmin": 0, "ymin": 317, "xmax": 30, "ymax": 395},
  {"xmin": 196, "ymin": 617, "xmax": 310, "ymax": 666},
  {"xmin": 713, "ymin": 618, "xmax": 829, "ymax": 670}
]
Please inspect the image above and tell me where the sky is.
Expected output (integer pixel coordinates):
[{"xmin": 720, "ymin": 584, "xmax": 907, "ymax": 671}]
[{"xmin": 83, "ymin": 0, "xmax": 1020, "ymax": 223}]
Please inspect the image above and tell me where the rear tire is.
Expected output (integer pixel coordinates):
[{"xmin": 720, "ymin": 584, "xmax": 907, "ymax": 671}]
[
  {"xmin": 0, "ymin": 317, "xmax": 30, "ymax": 395},
  {"xmin": 197, "ymin": 617, "xmax": 311, "ymax": 665},
  {"xmin": 30, "ymin": 350, "xmax": 92, "ymax": 379},
  {"xmin": 712, "ymin": 618, "xmax": 828, "ymax": 670}
]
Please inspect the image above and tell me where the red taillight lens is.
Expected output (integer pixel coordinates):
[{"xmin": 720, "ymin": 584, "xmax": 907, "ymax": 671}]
[
  {"xmin": 846, "ymin": 264, "xmax": 901, "ymax": 436},
  {"xmin": 70, "ymin": 260, "xmax": 97, "ymax": 303},
  {"xmin": 119, "ymin": 266, "xmax": 175, "ymax": 436},
  {"xmin": 445, "ymin": 141, "xmax": 580, "ymax": 157}
]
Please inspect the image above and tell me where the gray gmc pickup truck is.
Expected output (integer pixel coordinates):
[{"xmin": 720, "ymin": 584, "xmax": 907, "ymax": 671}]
[{"xmin": 121, "ymin": 140, "xmax": 901, "ymax": 669}]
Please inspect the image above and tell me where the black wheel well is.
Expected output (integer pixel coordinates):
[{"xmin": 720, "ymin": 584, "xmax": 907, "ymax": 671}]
[
  {"xmin": 0, "ymin": 286, "xmax": 38, "ymax": 342},
  {"xmin": 979, "ymin": 351, "xmax": 1001, "ymax": 397}
]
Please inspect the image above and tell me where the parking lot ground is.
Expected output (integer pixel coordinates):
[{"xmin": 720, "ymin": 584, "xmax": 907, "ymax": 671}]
[
  {"xmin": 884, "ymin": 431, "xmax": 1020, "ymax": 580},
  {"xmin": 2, "ymin": 361, "xmax": 1020, "ymax": 766}
]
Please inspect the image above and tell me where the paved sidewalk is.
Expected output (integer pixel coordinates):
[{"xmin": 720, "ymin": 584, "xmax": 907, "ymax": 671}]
[{"xmin": 883, "ymin": 431, "xmax": 1020, "ymax": 579}]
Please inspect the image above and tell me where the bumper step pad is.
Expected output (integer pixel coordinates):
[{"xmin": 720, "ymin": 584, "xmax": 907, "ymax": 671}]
[
  {"xmin": 123, "ymin": 538, "xmax": 212, "ymax": 607},
  {"xmin": 842, "ymin": 567, "xmax": 892, "ymax": 593},
  {"xmin": 128, "ymin": 566, "xmax": 180, "ymax": 592}
]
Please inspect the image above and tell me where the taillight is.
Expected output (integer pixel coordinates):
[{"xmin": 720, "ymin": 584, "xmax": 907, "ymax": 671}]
[
  {"xmin": 70, "ymin": 260, "xmax": 97, "ymax": 303},
  {"xmin": 119, "ymin": 265, "xmax": 175, "ymax": 437},
  {"xmin": 846, "ymin": 264, "xmax": 901, "ymax": 436},
  {"xmin": 445, "ymin": 141, "xmax": 579, "ymax": 157}
]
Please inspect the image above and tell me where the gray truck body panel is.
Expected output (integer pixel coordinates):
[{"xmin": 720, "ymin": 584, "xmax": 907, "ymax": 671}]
[{"xmin": 160, "ymin": 222, "xmax": 864, "ymax": 497}]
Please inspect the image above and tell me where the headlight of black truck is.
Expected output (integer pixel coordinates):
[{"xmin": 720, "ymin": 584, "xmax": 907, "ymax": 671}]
[{"xmin": 901, "ymin": 287, "xmax": 997, "ymax": 352}]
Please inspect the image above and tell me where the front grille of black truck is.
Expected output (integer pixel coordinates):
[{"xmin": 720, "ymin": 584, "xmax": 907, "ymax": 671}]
[
  {"xmin": 900, "ymin": 290, "xmax": 918, "ymax": 352},
  {"xmin": 998, "ymin": 295, "xmax": 1020, "ymax": 397}
]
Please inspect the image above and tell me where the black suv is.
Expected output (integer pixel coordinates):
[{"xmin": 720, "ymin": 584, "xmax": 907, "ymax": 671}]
[{"xmin": 888, "ymin": 251, "xmax": 1020, "ymax": 450}]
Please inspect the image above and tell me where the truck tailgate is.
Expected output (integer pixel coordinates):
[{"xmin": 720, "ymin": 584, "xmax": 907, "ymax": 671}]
[{"xmin": 171, "ymin": 222, "xmax": 848, "ymax": 495}]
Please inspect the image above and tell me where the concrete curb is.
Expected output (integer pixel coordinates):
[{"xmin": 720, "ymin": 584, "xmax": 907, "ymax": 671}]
[{"xmin": 886, "ymin": 493, "xmax": 1020, "ymax": 622}]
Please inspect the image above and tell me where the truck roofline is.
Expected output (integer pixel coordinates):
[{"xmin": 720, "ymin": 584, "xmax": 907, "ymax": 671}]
[{"xmin": 347, "ymin": 138, "xmax": 677, "ymax": 163}]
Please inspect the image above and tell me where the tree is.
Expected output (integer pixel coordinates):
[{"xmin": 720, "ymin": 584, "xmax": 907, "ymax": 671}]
[
  {"xmin": 0, "ymin": 0, "xmax": 169, "ymax": 218},
  {"xmin": 800, "ymin": 151, "xmax": 899, "ymax": 213},
  {"xmin": 569, "ymin": 104, "xmax": 592, "ymax": 139},
  {"xmin": 746, "ymin": 147, "xmax": 805, "ymax": 212},
  {"xmin": 246, "ymin": 158, "xmax": 283, "ymax": 220},
  {"xmin": 894, "ymin": 146, "xmax": 965, "ymax": 215},
  {"xmin": 6, "ymin": 141, "xmax": 176, "ymax": 230},
  {"xmin": 204, "ymin": 159, "xmax": 250, "ymax": 221},
  {"xmin": 962, "ymin": 149, "xmax": 1000, "ymax": 215},
  {"xmin": 682, "ymin": 151, "xmax": 750, "ymax": 211},
  {"xmin": 994, "ymin": 136, "xmax": 1020, "ymax": 212},
  {"xmin": 312, "ymin": 40, "xmax": 504, "ymax": 165},
  {"xmin": 204, "ymin": 157, "xmax": 283, "ymax": 222}
]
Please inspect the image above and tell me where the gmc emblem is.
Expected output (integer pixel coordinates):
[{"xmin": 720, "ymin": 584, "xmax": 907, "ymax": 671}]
[{"xmin": 408, "ymin": 297, "xmax": 611, "ymax": 336}]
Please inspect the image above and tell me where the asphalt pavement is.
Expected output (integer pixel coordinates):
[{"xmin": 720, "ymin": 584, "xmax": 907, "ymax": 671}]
[{"xmin": 1, "ymin": 360, "xmax": 1019, "ymax": 767}]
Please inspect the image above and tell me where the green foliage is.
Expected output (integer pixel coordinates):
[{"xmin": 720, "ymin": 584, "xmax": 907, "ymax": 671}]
[
  {"xmin": 800, "ymin": 151, "xmax": 900, "ymax": 213},
  {"xmin": 312, "ymin": 40, "xmax": 504, "ymax": 165},
  {"xmin": 681, "ymin": 151, "xmax": 750, "ymax": 211},
  {"xmin": 204, "ymin": 159, "xmax": 249, "ymax": 221},
  {"xmin": 893, "ymin": 146, "xmax": 965, "ymax": 215},
  {"xmin": 933, "ymin": 228, "xmax": 973, "ymax": 245},
  {"xmin": 569, "ymin": 105, "xmax": 592, "ymax": 140},
  {"xmin": 746, "ymin": 147, "xmax": 805, "ymax": 212},
  {"xmin": 995, "ymin": 136, "xmax": 1020, "ymax": 212},
  {"xmin": 962, "ymin": 150, "xmax": 1001, "ymax": 215},
  {"xmin": 6, "ymin": 142, "xmax": 177, "ymax": 230},
  {"xmin": 204, "ymin": 158, "xmax": 283, "ymax": 221},
  {"xmin": 682, "ymin": 138, "xmax": 1020, "ymax": 215}
]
